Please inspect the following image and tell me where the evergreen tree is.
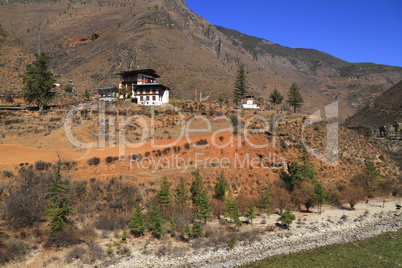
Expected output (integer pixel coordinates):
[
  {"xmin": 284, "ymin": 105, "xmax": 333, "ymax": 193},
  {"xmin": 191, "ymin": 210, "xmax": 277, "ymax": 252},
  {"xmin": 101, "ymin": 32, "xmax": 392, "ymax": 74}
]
[
  {"xmin": 190, "ymin": 170, "xmax": 211, "ymax": 223},
  {"xmin": 364, "ymin": 161, "xmax": 381, "ymax": 182},
  {"xmin": 280, "ymin": 207, "xmax": 295, "ymax": 229},
  {"xmin": 244, "ymin": 203, "xmax": 255, "ymax": 224},
  {"xmin": 46, "ymin": 159, "xmax": 71, "ymax": 231},
  {"xmin": 195, "ymin": 189, "xmax": 211, "ymax": 224},
  {"xmin": 214, "ymin": 171, "xmax": 229, "ymax": 200},
  {"xmin": 225, "ymin": 198, "xmax": 242, "ymax": 228},
  {"xmin": 362, "ymin": 161, "xmax": 381, "ymax": 196},
  {"xmin": 190, "ymin": 170, "xmax": 203, "ymax": 204},
  {"xmin": 288, "ymin": 150, "xmax": 316, "ymax": 186},
  {"xmin": 129, "ymin": 204, "xmax": 146, "ymax": 237},
  {"xmin": 20, "ymin": 52, "xmax": 57, "ymax": 110},
  {"xmin": 147, "ymin": 203, "xmax": 164, "ymax": 239},
  {"xmin": 157, "ymin": 176, "xmax": 172, "ymax": 207},
  {"xmin": 192, "ymin": 222, "xmax": 203, "ymax": 238},
  {"xmin": 287, "ymin": 83, "xmax": 304, "ymax": 113},
  {"xmin": 258, "ymin": 189, "xmax": 272, "ymax": 215},
  {"xmin": 313, "ymin": 182, "xmax": 326, "ymax": 215},
  {"xmin": 84, "ymin": 89, "xmax": 90, "ymax": 101},
  {"xmin": 175, "ymin": 177, "xmax": 189, "ymax": 211},
  {"xmin": 182, "ymin": 224, "xmax": 192, "ymax": 241},
  {"xmin": 233, "ymin": 64, "xmax": 248, "ymax": 105},
  {"xmin": 269, "ymin": 88, "xmax": 284, "ymax": 108}
]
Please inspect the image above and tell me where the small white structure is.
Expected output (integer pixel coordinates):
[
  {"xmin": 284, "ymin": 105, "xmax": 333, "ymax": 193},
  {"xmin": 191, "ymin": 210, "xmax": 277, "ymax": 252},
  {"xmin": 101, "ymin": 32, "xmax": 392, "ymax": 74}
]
[
  {"xmin": 242, "ymin": 96, "xmax": 260, "ymax": 109},
  {"xmin": 96, "ymin": 87, "xmax": 119, "ymax": 102}
]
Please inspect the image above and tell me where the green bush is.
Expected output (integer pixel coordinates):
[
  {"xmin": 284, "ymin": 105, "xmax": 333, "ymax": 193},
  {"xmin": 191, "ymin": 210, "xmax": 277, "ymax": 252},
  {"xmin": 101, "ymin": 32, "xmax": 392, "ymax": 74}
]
[
  {"xmin": 280, "ymin": 208, "xmax": 296, "ymax": 229},
  {"xmin": 227, "ymin": 234, "xmax": 237, "ymax": 250}
]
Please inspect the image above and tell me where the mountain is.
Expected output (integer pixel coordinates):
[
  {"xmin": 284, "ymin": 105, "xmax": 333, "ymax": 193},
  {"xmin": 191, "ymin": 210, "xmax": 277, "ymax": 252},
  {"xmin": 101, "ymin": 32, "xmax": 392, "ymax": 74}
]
[
  {"xmin": 345, "ymin": 80, "xmax": 402, "ymax": 129},
  {"xmin": 1, "ymin": 0, "xmax": 402, "ymax": 120}
]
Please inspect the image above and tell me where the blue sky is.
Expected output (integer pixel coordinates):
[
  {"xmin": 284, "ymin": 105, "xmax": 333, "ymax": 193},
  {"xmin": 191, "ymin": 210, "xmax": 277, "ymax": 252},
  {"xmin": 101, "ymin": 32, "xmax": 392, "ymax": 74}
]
[{"xmin": 186, "ymin": 0, "xmax": 402, "ymax": 67}]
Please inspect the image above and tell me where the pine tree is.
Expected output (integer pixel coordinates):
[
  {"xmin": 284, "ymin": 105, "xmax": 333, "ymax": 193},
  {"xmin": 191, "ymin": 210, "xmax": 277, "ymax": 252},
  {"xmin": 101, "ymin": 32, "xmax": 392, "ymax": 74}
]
[
  {"xmin": 280, "ymin": 207, "xmax": 295, "ymax": 229},
  {"xmin": 129, "ymin": 204, "xmax": 146, "ymax": 237},
  {"xmin": 175, "ymin": 177, "xmax": 189, "ymax": 211},
  {"xmin": 182, "ymin": 224, "xmax": 192, "ymax": 241},
  {"xmin": 313, "ymin": 182, "xmax": 326, "ymax": 215},
  {"xmin": 244, "ymin": 203, "xmax": 255, "ymax": 224},
  {"xmin": 46, "ymin": 159, "xmax": 71, "ymax": 231},
  {"xmin": 190, "ymin": 170, "xmax": 203, "ymax": 204},
  {"xmin": 20, "ymin": 53, "xmax": 56, "ymax": 110},
  {"xmin": 147, "ymin": 203, "xmax": 164, "ymax": 239},
  {"xmin": 363, "ymin": 161, "xmax": 381, "ymax": 195},
  {"xmin": 233, "ymin": 64, "xmax": 248, "ymax": 105},
  {"xmin": 192, "ymin": 222, "xmax": 203, "ymax": 238},
  {"xmin": 195, "ymin": 189, "xmax": 211, "ymax": 224},
  {"xmin": 269, "ymin": 88, "xmax": 284, "ymax": 108},
  {"xmin": 214, "ymin": 171, "xmax": 229, "ymax": 200},
  {"xmin": 288, "ymin": 150, "xmax": 316, "ymax": 186},
  {"xmin": 258, "ymin": 189, "xmax": 272, "ymax": 215},
  {"xmin": 157, "ymin": 176, "xmax": 172, "ymax": 207},
  {"xmin": 225, "ymin": 198, "xmax": 242, "ymax": 229},
  {"xmin": 287, "ymin": 83, "xmax": 304, "ymax": 113},
  {"xmin": 190, "ymin": 170, "xmax": 211, "ymax": 224}
]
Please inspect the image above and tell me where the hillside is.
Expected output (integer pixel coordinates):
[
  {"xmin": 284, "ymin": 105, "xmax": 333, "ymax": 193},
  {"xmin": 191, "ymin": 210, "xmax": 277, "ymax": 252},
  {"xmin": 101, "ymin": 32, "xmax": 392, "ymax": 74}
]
[
  {"xmin": 345, "ymin": 80, "xmax": 402, "ymax": 129},
  {"xmin": 1, "ymin": 0, "xmax": 402, "ymax": 120}
]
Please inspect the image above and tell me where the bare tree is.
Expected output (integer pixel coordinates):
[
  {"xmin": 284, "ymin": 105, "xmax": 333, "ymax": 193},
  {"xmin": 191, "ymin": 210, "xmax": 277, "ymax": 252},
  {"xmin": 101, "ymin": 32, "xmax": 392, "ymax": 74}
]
[
  {"xmin": 271, "ymin": 186, "xmax": 291, "ymax": 214},
  {"xmin": 342, "ymin": 184, "xmax": 364, "ymax": 210}
]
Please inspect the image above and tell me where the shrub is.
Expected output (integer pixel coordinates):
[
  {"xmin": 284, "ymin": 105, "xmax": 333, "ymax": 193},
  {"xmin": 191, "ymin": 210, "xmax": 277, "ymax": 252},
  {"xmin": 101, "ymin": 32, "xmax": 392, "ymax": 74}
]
[
  {"xmin": 184, "ymin": 143, "xmax": 190, "ymax": 150},
  {"xmin": 95, "ymin": 214, "xmax": 127, "ymax": 231},
  {"xmin": 62, "ymin": 161, "xmax": 77, "ymax": 170},
  {"xmin": 130, "ymin": 153, "xmax": 142, "ymax": 161},
  {"xmin": 35, "ymin": 160, "xmax": 52, "ymax": 170},
  {"xmin": 105, "ymin": 156, "xmax": 116, "ymax": 164},
  {"xmin": 49, "ymin": 117, "xmax": 62, "ymax": 122},
  {"xmin": 0, "ymin": 240, "xmax": 31, "ymax": 264},
  {"xmin": 66, "ymin": 246, "xmax": 87, "ymax": 263},
  {"xmin": 195, "ymin": 139, "xmax": 208, "ymax": 146},
  {"xmin": 4, "ymin": 119, "xmax": 21, "ymax": 125},
  {"xmin": 4, "ymin": 92, "xmax": 14, "ymax": 103},
  {"xmin": 44, "ymin": 229, "xmax": 81, "ymax": 249},
  {"xmin": 87, "ymin": 157, "xmax": 100, "ymax": 166},
  {"xmin": 156, "ymin": 243, "xmax": 171, "ymax": 257},
  {"xmin": 64, "ymin": 84, "xmax": 73, "ymax": 93},
  {"xmin": 2, "ymin": 170, "xmax": 14, "ymax": 178},
  {"xmin": 5, "ymin": 169, "xmax": 48, "ymax": 227},
  {"xmin": 117, "ymin": 245, "xmax": 131, "ymax": 257},
  {"xmin": 87, "ymin": 243, "xmax": 105, "ymax": 263},
  {"xmin": 173, "ymin": 146, "xmax": 181, "ymax": 153}
]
